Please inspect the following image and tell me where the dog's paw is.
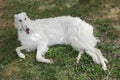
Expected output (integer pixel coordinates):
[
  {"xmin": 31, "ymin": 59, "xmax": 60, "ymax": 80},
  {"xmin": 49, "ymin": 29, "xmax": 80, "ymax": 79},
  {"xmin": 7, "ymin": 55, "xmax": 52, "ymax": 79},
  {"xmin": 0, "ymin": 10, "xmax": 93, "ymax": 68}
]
[
  {"xmin": 76, "ymin": 60, "xmax": 79, "ymax": 64},
  {"xmin": 49, "ymin": 59, "xmax": 53, "ymax": 64},
  {"xmin": 103, "ymin": 66, "xmax": 107, "ymax": 71},
  {"xmin": 104, "ymin": 58, "xmax": 108, "ymax": 63},
  {"xmin": 18, "ymin": 53, "xmax": 25, "ymax": 59}
]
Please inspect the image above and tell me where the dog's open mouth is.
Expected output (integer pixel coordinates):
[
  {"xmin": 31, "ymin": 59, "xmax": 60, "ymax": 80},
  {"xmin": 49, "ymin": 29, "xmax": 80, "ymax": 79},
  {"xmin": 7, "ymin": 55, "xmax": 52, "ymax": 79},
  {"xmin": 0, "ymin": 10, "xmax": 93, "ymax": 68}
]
[{"xmin": 25, "ymin": 28, "xmax": 30, "ymax": 34}]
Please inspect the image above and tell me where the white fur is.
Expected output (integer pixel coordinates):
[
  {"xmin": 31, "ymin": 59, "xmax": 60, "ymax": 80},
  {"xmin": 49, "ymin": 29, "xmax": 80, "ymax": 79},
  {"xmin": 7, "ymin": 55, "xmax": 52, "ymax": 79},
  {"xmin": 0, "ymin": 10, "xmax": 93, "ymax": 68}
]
[{"xmin": 14, "ymin": 12, "xmax": 108, "ymax": 70}]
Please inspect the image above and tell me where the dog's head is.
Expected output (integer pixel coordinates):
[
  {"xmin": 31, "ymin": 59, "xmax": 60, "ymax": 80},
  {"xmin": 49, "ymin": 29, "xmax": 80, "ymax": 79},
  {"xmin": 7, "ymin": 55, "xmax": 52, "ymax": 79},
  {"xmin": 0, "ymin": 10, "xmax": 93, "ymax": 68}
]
[{"xmin": 14, "ymin": 12, "xmax": 30, "ymax": 34}]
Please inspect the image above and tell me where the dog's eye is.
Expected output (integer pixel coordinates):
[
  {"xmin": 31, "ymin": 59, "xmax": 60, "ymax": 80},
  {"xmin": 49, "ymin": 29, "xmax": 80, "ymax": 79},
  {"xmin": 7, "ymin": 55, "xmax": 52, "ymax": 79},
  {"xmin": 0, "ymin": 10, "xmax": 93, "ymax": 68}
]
[
  {"xmin": 24, "ymin": 18, "xmax": 26, "ymax": 20},
  {"xmin": 19, "ymin": 20, "xmax": 22, "ymax": 22}
]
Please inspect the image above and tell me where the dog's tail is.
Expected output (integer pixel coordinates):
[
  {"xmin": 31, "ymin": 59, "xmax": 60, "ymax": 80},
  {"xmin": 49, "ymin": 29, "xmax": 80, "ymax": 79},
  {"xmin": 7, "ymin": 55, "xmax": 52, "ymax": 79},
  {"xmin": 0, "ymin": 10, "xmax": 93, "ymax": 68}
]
[
  {"xmin": 85, "ymin": 47, "xmax": 108, "ymax": 70},
  {"xmin": 85, "ymin": 48, "xmax": 108, "ymax": 64},
  {"xmin": 82, "ymin": 35, "xmax": 107, "ymax": 64}
]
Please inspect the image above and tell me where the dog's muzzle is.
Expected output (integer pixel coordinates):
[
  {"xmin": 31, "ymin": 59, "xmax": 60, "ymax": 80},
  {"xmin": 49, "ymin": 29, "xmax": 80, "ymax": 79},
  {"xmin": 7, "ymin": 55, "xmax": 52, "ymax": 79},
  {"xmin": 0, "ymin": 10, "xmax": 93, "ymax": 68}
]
[{"xmin": 25, "ymin": 28, "xmax": 30, "ymax": 34}]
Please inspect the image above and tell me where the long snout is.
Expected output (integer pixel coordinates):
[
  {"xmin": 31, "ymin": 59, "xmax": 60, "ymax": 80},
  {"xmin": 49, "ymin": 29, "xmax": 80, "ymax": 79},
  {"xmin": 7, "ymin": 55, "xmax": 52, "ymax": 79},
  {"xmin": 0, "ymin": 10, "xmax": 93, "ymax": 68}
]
[{"xmin": 21, "ymin": 21, "xmax": 30, "ymax": 34}]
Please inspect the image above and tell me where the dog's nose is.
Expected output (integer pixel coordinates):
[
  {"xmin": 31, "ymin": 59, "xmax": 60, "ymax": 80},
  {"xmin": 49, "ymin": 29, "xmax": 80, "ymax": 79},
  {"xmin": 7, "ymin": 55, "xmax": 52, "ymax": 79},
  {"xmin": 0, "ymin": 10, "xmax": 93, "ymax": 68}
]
[{"xmin": 26, "ymin": 28, "xmax": 30, "ymax": 32}]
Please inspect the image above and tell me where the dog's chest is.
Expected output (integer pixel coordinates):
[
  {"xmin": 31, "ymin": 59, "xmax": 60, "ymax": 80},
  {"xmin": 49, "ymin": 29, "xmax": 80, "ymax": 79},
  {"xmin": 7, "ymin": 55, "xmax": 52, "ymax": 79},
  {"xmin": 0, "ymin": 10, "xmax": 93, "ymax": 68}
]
[{"xmin": 18, "ymin": 32, "xmax": 37, "ymax": 50}]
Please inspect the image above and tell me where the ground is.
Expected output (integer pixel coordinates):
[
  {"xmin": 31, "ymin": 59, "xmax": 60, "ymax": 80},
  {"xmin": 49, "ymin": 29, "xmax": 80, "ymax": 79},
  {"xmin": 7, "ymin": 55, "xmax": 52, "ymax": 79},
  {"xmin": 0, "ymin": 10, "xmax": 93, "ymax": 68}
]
[{"xmin": 0, "ymin": 0, "xmax": 120, "ymax": 80}]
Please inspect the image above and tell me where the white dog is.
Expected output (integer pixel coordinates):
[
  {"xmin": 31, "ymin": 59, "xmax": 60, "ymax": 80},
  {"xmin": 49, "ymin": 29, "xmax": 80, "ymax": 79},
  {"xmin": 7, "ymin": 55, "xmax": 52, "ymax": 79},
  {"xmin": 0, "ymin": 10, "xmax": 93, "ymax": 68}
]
[{"xmin": 14, "ymin": 12, "xmax": 108, "ymax": 70}]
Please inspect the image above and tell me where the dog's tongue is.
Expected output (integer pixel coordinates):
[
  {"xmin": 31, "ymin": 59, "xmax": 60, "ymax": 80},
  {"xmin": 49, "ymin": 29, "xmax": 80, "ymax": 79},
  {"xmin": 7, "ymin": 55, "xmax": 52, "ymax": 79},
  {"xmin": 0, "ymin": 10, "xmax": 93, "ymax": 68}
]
[{"xmin": 25, "ymin": 30, "xmax": 30, "ymax": 34}]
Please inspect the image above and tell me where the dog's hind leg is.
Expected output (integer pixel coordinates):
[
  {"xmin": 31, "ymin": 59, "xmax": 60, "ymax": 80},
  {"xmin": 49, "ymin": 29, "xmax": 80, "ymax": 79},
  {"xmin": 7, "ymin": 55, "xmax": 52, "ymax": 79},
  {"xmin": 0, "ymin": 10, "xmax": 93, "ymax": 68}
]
[
  {"xmin": 36, "ymin": 43, "xmax": 53, "ymax": 64},
  {"xmin": 76, "ymin": 50, "xmax": 84, "ymax": 64},
  {"xmin": 16, "ymin": 46, "xmax": 26, "ymax": 59}
]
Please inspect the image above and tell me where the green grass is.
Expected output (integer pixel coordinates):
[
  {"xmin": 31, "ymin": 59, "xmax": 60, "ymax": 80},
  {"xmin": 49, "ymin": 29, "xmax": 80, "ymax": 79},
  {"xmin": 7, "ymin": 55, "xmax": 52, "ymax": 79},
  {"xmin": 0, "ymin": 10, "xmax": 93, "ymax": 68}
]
[{"xmin": 0, "ymin": 0, "xmax": 120, "ymax": 80}]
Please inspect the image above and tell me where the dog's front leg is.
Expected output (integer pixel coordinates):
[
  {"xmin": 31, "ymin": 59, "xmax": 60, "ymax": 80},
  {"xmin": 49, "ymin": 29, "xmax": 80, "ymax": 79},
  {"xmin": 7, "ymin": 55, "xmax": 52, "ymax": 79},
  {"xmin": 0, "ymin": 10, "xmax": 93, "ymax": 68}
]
[
  {"xmin": 36, "ymin": 43, "xmax": 53, "ymax": 64},
  {"xmin": 76, "ymin": 50, "xmax": 84, "ymax": 64},
  {"xmin": 16, "ymin": 46, "xmax": 26, "ymax": 59}
]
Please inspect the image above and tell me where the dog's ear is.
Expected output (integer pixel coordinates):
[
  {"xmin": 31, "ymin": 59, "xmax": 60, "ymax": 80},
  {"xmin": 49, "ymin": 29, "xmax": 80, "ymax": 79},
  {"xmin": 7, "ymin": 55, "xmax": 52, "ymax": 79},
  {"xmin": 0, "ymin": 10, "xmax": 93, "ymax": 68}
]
[
  {"xmin": 22, "ymin": 12, "xmax": 27, "ymax": 16},
  {"xmin": 14, "ymin": 14, "xmax": 17, "ymax": 18}
]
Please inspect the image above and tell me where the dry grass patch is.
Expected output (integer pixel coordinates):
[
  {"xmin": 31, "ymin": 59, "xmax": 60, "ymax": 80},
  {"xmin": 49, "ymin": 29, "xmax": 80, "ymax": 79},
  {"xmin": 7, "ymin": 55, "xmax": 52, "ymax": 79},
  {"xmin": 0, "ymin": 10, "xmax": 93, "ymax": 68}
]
[{"xmin": 3, "ymin": 62, "xmax": 20, "ymax": 77}]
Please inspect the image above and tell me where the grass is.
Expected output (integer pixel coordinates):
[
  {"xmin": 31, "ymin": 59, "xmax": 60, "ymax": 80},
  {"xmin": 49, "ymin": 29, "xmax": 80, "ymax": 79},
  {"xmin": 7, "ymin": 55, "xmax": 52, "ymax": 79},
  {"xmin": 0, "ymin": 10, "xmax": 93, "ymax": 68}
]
[{"xmin": 0, "ymin": 0, "xmax": 120, "ymax": 80}]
